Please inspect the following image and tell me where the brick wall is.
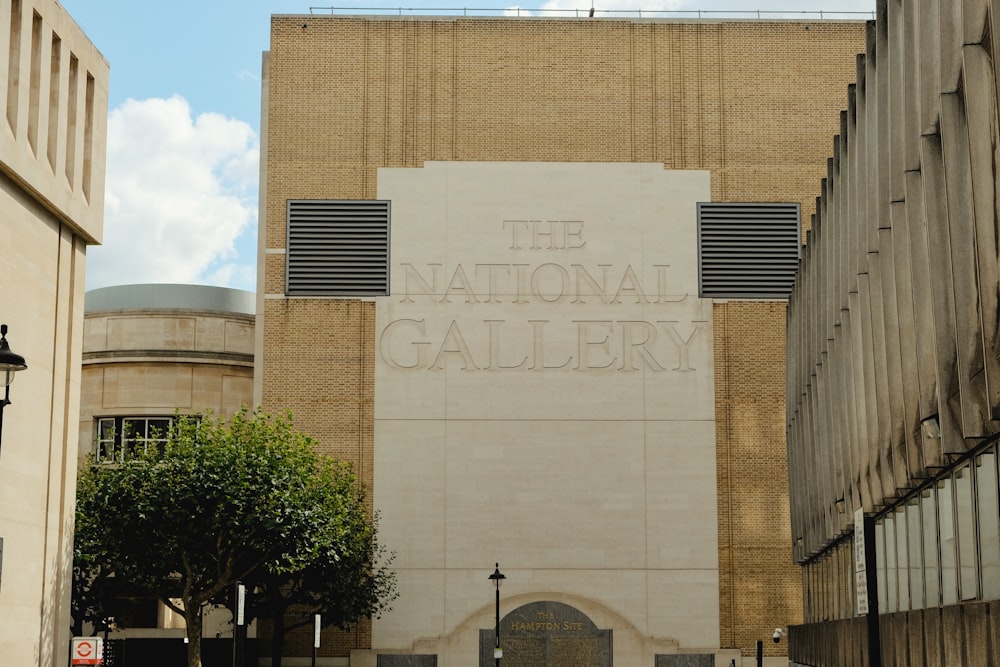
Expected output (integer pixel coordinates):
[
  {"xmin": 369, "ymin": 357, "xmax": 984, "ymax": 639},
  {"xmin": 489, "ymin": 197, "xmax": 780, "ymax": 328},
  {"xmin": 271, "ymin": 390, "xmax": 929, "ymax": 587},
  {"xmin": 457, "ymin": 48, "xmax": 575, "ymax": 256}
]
[
  {"xmin": 714, "ymin": 300, "xmax": 801, "ymax": 657},
  {"xmin": 262, "ymin": 16, "xmax": 865, "ymax": 658}
]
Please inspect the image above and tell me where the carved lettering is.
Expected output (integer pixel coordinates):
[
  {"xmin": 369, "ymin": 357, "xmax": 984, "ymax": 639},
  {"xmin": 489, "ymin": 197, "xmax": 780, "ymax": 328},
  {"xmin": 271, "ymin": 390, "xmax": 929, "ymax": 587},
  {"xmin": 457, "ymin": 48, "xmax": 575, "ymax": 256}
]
[
  {"xmin": 475, "ymin": 264, "xmax": 511, "ymax": 303},
  {"xmin": 575, "ymin": 320, "xmax": 618, "ymax": 370},
  {"xmin": 399, "ymin": 262, "xmax": 684, "ymax": 304},
  {"xmin": 430, "ymin": 320, "xmax": 479, "ymax": 370},
  {"xmin": 441, "ymin": 264, "xmax": 479, "ymax": 304},
  {"xmin": 379, "ymin": 318, "xmax": 700, "ymax": 373},
  {"xmin": 619, "ymin": 320, "xmax": 666, "ymax": 371},
  {"xmin": 379, "ymin": 318, "xmax": 430, "ymax": 369},
  {"xmin": 571, "ymin": 264, "xmax": 611, "ymax": 304},
  {"xmin": 658, "ymin": 320, "xmax": 707, "ymax": 371},
  {"xmin": 611, "ymin": 265, "xmax": 648, "ymax": 303},
  {"xmin": 504, "ymin": 220, "xmax": 587, "ymax": 250},
  {"xmin": 486, "ymin": 320, "xmax": 529, "ymax": 370},
  {"xmin": 400, "ymin": 263, "xmax": 442, "ymax": 303},
  {"xmin": 385, "ymin": 217, "xmax": 703, "ymax": 374},
  {"xmin": 530, "ymin": 263, "xmax": 571, "ymax": 303},
  {"xmin": 530, "ymin": 320, "xmax": 573, "ymax": 370}
]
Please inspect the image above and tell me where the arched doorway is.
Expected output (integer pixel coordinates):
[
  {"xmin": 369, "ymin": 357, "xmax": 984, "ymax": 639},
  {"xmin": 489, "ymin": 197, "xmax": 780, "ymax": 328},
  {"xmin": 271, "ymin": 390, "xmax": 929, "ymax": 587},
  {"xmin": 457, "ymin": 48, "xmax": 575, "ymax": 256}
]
[{"xmin": 479, "ymin": 601, "xmax": 612, "ymax": 667}]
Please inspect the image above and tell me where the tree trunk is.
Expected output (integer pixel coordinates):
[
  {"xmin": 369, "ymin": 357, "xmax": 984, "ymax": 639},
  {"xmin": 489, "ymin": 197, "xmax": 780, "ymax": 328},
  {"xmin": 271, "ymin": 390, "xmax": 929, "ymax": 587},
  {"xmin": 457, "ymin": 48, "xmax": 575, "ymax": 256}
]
[
  {"xmin": 270, "ymin": 612, "xmax": 286, "ymax": 667},
  {"xmin": 186, "ymin": 601, "xmax": 204, "ymax": 667}
]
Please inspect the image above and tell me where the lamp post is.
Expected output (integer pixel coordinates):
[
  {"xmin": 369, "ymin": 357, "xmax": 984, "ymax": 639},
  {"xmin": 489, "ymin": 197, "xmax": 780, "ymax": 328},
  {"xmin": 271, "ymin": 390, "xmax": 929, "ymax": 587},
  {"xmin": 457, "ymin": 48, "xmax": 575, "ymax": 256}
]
[
  {"xmin": 488, "ymin": 563, "xmax": 505, "ymax": 667},
  {"xmin": 0, "ymin": 324, "xmax": 28, "ymax": 456}
]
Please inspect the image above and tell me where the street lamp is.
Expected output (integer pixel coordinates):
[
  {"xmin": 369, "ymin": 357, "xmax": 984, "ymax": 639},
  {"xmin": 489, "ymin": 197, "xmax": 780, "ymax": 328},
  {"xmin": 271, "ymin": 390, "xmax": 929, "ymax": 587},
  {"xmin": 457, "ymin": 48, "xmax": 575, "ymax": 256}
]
[
  {"xmin": 0, "ymin": 324, "xmax": 27, "ymax": 456},
  {"xmin": 488, "ymin": 563, "xmax": 505, "ymax": 667}
]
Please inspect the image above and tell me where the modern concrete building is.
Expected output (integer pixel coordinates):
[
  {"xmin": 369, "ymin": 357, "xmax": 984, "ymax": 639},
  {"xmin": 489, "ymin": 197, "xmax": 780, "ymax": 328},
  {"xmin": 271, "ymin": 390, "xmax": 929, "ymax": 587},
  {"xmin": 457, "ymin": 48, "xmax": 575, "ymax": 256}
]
[
  {"xmin": 0, "ymin": 1, "xmax": 108, "ymax": 665},
  {"xmin": 785, "ymin": 1, "xmax": 1000, "ymax": 665},
  {"xmin": 258, "ymin": 13, "xmax": 865, "ymax": 667},
  {"xmin": 79, "ymin": 283, "xmax": 255, "ymax": 643}
]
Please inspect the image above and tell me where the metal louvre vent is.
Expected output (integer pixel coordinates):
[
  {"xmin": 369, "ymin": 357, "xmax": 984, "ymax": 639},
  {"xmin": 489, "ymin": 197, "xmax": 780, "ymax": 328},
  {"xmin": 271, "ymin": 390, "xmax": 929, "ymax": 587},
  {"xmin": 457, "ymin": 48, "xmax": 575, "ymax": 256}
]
[
  {"xmin": 697, "ymin": 202, "xmax": 801, "ymax": 299},
  {"xmin": 286, "ymin": 200, "xmax": 390, "ymax": 296}
]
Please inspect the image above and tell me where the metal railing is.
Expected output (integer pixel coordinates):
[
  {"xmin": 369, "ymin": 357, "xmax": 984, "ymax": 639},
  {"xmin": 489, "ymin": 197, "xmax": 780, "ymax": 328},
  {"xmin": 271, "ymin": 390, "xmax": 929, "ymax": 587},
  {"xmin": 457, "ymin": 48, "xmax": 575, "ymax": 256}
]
[{"xmin": 309, "ymin": 5, "xmax": 875, "ymax": 19}]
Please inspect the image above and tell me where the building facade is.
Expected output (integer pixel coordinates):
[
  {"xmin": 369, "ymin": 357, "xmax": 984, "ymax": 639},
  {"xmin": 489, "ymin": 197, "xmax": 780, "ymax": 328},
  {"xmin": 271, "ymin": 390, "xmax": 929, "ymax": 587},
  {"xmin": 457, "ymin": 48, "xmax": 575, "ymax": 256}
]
[
  {"xmin": 80, "ymin": 283, "xmax": 255, "ymax": 645},
  {"xmin": 786, "ymin": 1, "xmax": 1000, "ymax": 665},
  {"xmin": 0, "ymin": 1, "xmax": 108, "ymax": 665},
  {"xmin": 259, "ymin": 15, "xmax": 865, "ymax": 666}
]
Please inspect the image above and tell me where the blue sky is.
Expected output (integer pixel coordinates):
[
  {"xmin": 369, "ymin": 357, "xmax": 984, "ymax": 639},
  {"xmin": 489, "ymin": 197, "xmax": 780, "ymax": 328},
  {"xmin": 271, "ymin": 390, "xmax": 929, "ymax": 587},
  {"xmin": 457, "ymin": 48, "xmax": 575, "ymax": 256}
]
[{"xmin": 59, "ymin": 0, "xmax": 875, "ymax": 294}]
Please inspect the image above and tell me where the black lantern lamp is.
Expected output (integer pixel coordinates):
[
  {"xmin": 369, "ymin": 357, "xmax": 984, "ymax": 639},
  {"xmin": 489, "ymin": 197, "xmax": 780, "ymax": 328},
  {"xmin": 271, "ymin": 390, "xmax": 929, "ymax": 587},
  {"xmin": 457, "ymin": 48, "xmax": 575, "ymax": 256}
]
[
  {"xmin": 489, "ymin": 563, "xmax": 506, "ymax": 667},
  {"xmin": 0, "ymin": 324, "xmax": 28, "ymax": 455}
]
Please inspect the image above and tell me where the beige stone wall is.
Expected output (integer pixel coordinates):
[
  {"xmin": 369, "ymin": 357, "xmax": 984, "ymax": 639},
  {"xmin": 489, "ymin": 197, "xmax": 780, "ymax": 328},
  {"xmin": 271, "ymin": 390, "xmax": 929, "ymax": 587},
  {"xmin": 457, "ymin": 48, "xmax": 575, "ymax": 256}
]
[
  {"xmin": 80, "ymin": 301, "xmax": 255, "ymax": 467},
  {"xmin": 0, "ymin": 2, "xmax": 108, "ymax": 665},
  {"xmin": 261, "ymin": 15, "xmax": 865, "ymax": 662},
  {"xmin": 371, "ymin": 162, "xmax": 718, "ymax": 664}
]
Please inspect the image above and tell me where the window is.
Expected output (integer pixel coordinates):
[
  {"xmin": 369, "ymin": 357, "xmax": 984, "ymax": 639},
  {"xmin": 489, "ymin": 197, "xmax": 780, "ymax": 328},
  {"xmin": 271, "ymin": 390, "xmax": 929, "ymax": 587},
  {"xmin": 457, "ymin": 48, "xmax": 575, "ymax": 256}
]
[
  {"xmin": 921, "ymin": 487, "xmax": 940, "ymax": 607},
  {"xmin": 95, "ymin": 416, "xmax": 173, "ymax": 462},
  {"xmin": 939, "ymin": 476, "xmax": 959, "ymax": 605},
  {"xmin": 906, "ymin": 500, "xmax": 923, "ymax": 609},
  {"xmin": 955, "ymin": 464, "xmax": 979, "ymax": 600},
  {"xmin": 977, "ymin": 450, "xmax": 1000, "ymax": 600},
  {"xmin": 875, "ymin": 518, "xmax": 887, "ymax": 614},
  {"xmin": 896, "ymin": 506, "xmax": 910, "ymax": 611},
  {"xmin": 884, "ymin": 513, "xmax": 898, "ymax": 612}
]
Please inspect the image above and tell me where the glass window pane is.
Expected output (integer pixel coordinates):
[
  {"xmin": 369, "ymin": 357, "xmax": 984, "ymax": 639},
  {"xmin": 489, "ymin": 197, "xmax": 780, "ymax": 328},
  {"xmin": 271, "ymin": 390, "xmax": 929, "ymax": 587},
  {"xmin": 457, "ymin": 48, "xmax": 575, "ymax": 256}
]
[
  {"xmin": 122, "ymin": 418, "xmax": 142, "ymax": 457},
  {"xmin": 977, "ymin": 451, "xmax": 1000, "ymax": 600},
  {"xmin": 876, "ymin": 519, "xmax": 887, "ymax": 613},
  {"xmin": 96, "ymin": 418, "xmax": 117, "ymax": 462},
  {"xmin": 885, "ymin": 513, "xmax": 898, "ymax": 612},
  {"xmin": 922, "ymin": 487, "xmax": 940, "ymax": 606},
  {"xmin": 907, "ymin": 499, "xmax": 924, "ymax": 609},
  {"xmin": 939, "ymin": 476, "xmax": 959, "ymax": 605},
  {"xmin": 955, "ymin": 464, "xmax": 978, "ymax": 600},
  {"xmin": 97, "ymin": 418, "xmax": 115, "ymax": 441},
  {"xmin": 148, "ymin": 418, "xmax": 170, "ymax": 440},
  {"xmin": 122, "ymin": 417, "xmax": 144, "ymax": 438},
  {"xmin": 896, "ymin": 506, "xmax": 910, "ymax": 611}
]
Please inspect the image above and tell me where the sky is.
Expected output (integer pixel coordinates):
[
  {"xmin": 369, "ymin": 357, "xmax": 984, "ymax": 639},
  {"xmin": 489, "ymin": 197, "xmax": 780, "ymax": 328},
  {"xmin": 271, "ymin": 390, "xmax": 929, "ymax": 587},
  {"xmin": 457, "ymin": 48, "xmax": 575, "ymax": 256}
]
[{"xmin": 59, "ymin": 0, "xmax": 876, "ymax": 294}]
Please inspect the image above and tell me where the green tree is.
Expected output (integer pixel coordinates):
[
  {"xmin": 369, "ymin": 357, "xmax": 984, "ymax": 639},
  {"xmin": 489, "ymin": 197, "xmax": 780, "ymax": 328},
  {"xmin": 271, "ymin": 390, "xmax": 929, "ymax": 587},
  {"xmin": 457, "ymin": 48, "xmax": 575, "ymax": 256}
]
[
  {"xmin": 73, "ymin": 408, "xmax": 387, "ymax": 667},
  {"xmin": 243, "ymin": 481, "xmax": 397, "ymax": 667}
]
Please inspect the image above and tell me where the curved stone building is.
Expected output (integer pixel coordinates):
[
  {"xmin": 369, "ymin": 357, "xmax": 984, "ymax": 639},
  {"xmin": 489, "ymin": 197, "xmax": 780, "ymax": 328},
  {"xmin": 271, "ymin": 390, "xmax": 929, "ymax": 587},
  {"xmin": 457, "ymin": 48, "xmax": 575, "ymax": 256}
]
[
  {"xmin": 81, "ymin": 283, "xmax": 255, "ymax": 466},
  {"xmin": 79, "ymin": 284, "xmax": 255, "ymax": 635}
]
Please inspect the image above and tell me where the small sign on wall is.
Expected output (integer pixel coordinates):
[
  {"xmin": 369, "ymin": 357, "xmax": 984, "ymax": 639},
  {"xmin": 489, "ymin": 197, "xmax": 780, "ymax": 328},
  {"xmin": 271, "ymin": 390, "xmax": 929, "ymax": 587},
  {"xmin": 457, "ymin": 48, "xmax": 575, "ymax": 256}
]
[{"xmin": 71, "ymin": 637, "xmax": 103, "ymax": 665}]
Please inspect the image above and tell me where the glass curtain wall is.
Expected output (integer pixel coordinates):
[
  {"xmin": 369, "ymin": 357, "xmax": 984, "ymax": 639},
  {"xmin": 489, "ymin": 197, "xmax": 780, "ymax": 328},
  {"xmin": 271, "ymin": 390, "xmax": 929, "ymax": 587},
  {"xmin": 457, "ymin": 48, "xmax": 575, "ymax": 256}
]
[{"xmin": 803, "ymin": 443, "xmax": 1000, "ymax": 621}]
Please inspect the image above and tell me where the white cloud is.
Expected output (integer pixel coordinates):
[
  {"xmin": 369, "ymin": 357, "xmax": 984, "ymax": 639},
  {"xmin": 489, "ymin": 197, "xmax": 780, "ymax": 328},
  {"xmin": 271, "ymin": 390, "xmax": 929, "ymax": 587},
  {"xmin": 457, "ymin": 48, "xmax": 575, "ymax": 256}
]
[{"xmin": 86, "ymin": 96, "xmax": 259, "ymax": 292}]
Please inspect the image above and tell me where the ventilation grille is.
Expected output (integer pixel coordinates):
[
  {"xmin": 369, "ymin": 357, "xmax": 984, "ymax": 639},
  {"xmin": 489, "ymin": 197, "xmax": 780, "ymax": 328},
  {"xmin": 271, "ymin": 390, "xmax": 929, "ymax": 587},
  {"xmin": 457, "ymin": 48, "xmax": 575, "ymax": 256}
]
[
  {"xmin": 286, "ymin": 200, "xmax": 390, "ymax": 296},
  {"xmin": 697, "ymin": 202, "xmax": 801, "ymax": 299}
]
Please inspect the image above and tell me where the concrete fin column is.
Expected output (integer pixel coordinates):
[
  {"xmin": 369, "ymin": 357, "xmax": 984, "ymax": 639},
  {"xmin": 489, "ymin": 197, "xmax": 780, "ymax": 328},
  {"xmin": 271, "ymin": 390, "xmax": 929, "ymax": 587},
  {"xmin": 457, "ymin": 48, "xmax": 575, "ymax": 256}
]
[
  {"xmin": 961, "ymin": 44, "xmax": 1000, "ymax": 421},
  {"xmin": 939, "ymin": 90, "xmax": 991, "ymax": 437},
  {"xmin": 903, "ymin": 168, "xmax": 945, "ymax": 470},
  {"xmin": 888, "ymin": 199, "xmax": 924, "ymax": 479},
  {"xmin": 919, "ymin": 132, "xmax": 966, "ymax": 456}
]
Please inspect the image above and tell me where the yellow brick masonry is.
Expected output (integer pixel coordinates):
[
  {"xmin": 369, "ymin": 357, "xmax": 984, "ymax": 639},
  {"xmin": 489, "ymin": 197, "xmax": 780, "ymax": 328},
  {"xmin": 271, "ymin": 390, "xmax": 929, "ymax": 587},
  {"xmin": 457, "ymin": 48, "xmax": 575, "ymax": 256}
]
[{"xmin": 263, "ymin": 15, "xmax": 865, "ymax": 660}]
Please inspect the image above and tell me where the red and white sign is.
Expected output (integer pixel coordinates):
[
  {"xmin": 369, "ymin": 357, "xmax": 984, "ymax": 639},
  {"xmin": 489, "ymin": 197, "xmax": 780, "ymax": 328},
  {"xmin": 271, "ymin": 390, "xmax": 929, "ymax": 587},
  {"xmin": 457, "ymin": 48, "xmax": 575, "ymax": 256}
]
[{"xmin": 71, "ymin": 637, "xmax": 103, "ymax": 665}]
